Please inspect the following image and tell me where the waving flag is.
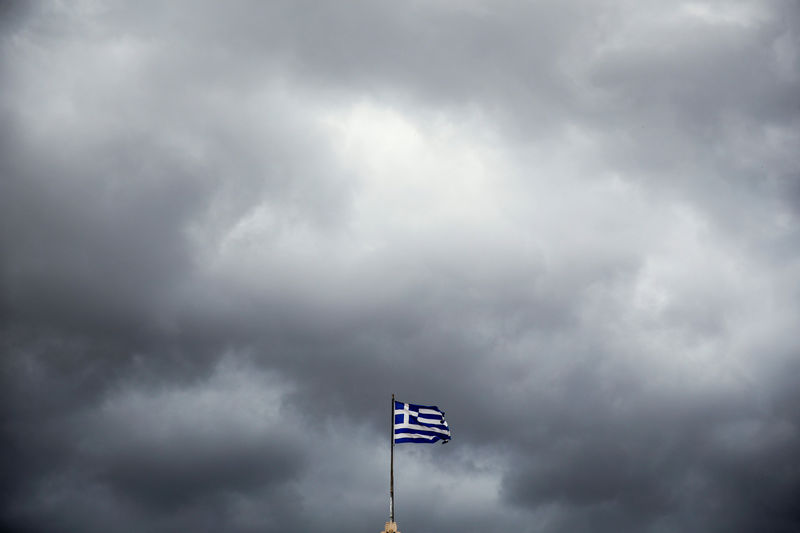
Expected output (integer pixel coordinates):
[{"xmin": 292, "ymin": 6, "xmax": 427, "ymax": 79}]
[{"xmin": 393, "ymin": 400, "xmax": 451, "ymax": 443}]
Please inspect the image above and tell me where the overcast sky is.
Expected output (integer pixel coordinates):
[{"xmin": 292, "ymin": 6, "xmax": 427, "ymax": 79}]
[{"xmin": 2, "ymin": 1, "xmax": 799, "ymax": 532}]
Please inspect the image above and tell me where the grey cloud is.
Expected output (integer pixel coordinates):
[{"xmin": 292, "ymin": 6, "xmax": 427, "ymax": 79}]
[{"xmin": 94, "ymin": 434, "xmax": 303, "ymax": 510}]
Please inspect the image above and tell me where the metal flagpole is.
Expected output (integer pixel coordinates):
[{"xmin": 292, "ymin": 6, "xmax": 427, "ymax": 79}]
[{"xmin": 390, "ymin": 393, "xmax": 395, "ymax": 524}]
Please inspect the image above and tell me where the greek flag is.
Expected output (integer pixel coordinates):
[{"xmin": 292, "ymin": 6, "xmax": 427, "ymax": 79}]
[{"xmin": 394, "ymin": 401, "xmax": 451, "ymax": 443}]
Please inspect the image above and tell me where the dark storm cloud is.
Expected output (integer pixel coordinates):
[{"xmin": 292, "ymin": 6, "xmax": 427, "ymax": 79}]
[
  {"xmin": 503, "ymin": 377, "xmax": 800, "ymax": 532},
  {"xmin": 2, "ymin": 1, "xmax": 800, "ymax": 533}
]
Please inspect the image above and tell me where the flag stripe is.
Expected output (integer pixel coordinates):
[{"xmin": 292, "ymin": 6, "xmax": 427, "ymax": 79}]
[
  {"xmin": 396, "ymin": 418, "xmax": 448, "ymax": 426},
  {"xmin": 395, "ymin": 436, "xmax": 440, "ymax": 443},
  {"xmin": 395, "ymin": 427, "xmax": 448, "ymax": 436},
  {"xmin": 394, "ymin": 423, "xmax": 450, "ymax": 435}
]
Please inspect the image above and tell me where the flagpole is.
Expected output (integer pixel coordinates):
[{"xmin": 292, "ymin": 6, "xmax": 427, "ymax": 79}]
[{"xmin": 390, "ymin": 393, "xmax": 395, "ymax": 524}]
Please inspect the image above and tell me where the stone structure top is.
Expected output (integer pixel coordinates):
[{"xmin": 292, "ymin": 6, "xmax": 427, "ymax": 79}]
[{"xmin": 381, "ymin": 521, "xmax": 400, "ymax": 533}]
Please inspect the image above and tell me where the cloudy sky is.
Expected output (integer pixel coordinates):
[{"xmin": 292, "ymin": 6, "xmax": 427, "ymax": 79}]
[{"xmin": 2, "ymin": 1, "xmax": 799, "ymax": 532}]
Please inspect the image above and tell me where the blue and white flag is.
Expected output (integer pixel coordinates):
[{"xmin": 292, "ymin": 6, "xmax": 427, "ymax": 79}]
[{"xmin": 394, "ymin": 401, "xmax": 451, "ymax": 443}]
